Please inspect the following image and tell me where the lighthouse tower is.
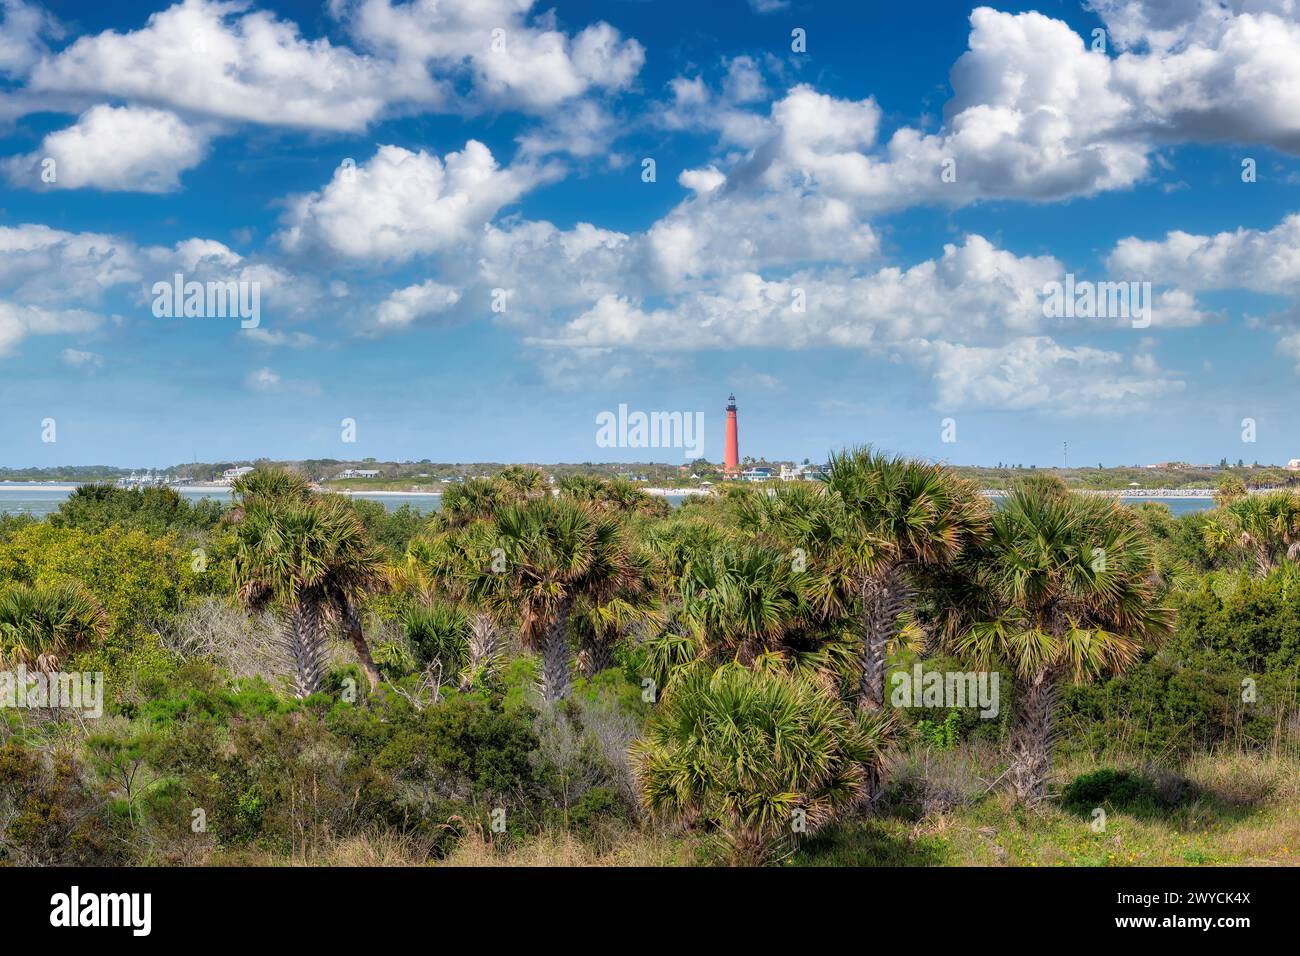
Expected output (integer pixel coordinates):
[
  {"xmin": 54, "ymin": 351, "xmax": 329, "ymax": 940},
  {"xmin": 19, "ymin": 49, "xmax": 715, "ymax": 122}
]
[{"xmin": 724, "ymin": 394, "xmax": 739, "ymax": 474}]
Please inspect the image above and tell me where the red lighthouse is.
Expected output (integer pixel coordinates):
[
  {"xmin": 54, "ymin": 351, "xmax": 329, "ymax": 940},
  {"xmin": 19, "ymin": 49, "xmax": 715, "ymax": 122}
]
[{"xmin": 724, "ymin": 393, "xmax": 739, "ymax": 475}]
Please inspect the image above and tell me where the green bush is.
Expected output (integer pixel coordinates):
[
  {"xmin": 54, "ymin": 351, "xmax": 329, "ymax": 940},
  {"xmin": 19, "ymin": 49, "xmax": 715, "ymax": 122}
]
[
  {"xmin": 49, "ymin": 484, "xmax": 224, "ymax": 537},
  {"xmin": 0, "ymin": 523, "xmax": 208, "ymax": 641},
  {"xmin": 1059, "ymin": 768, "xmax": 1193, "ymax": 818},
  {"xmin": 0, "ymin": 743, "xmax": 128, "ymax": 865}
]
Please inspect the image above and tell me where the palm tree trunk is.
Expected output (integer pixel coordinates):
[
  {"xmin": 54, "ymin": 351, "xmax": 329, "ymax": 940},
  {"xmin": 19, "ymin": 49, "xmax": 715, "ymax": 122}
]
[
  {"xmin": 1008, "ymin": 667, "xmax": 1058, "ymax": 804},
  {"xmin": 461, "ymin": 613, "xmax": 501, "ymax": 691},
  {"xmin": 343, "ymin": 601, "xmax": 381, "ymax": 692},
  {"xmin": 577, "ymin": 630, "xmax": 615, "ymax": 678},
  {"xmin": 855, "ymin": 567, "xmax": 906, "ymax": 810},
  {"xmin": 857, "ymin": 565, "xmax": 906, "ymax": 712},
  {"xmin": 540, "ymin": 599, "xmax": 573, "ymax": 703},
  {"xmin": 728, "ymin": 826, "xmax": 768, "ymax": 867},
  {"xmin": 285, "ymin": 600, "xmax": 327, "ymax": 699}
]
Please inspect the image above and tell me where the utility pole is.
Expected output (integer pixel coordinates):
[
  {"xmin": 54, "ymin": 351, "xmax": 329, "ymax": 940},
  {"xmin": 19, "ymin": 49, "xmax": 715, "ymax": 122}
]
[{"xmin": 1063, "ymin": 441, "xmax": 1069, "ymax": 469}]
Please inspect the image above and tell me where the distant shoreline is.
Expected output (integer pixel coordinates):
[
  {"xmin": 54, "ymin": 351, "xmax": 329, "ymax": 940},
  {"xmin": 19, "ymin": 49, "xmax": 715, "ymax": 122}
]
[
  {"xmin": 0, "ymin": 484, "xmax": 1244, "ymax": 500},
  {"xmin": 0, "ymin": 484, "xmax": 713, "ymax": 498},
  {"xmin": 322, "ymin": 486, "xmax": 716, "ymax": 498}
]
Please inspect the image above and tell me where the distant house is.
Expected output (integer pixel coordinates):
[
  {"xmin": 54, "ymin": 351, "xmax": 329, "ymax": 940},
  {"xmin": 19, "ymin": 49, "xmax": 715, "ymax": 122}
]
[
  {"xmin": 337, "ymin": 468, "xmax": 380, "ymax": 479},
  {"xmin": 780, "ymin": 464, "xmax": 826, "ymax": 481},
  {"xmin": 741, "ymin": 467, "xmax": 772, "ymax": 482},
  {"xmin": 1287, "ymin": 459, "xmax": 1300, "ymax": 472},
  {"xmin": 219, "ymin": 466, "xmax": 255, "ymax": 484}
]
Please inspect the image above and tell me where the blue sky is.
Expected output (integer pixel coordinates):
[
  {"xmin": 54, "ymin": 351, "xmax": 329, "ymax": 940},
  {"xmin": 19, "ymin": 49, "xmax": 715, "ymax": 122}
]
[{"xmin": 3, "ymin": 0, "xmax": 1300, "ymax": 469}]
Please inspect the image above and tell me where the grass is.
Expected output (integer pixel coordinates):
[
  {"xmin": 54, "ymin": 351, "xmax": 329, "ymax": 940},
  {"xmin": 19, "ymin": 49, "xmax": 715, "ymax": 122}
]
[
  {"xmin": 440, "ymin": 830, "xmax": 691, "ymax": 867},
  {"xmin": 793, "ymin": 749, "xmax": 1300, "ymax": 867},
  {"xmin": 203, "ymin": 749, "xmax": 1300, "ymax": 867}
]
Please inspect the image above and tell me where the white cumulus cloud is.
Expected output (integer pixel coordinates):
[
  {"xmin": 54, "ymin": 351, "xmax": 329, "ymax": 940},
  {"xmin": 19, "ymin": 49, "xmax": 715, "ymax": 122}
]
[
  {"xmin": 4, "ymin": 105, "xmax": 209, "ymax": 193},
  {"xmin": 277, "ymin": 141, "xmax": 554, "ymax": 264}
]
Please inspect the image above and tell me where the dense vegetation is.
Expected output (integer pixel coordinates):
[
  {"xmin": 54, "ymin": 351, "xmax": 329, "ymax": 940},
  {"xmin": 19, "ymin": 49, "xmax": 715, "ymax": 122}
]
[{"xmin": 0, "ymin": 456, "xmax": 1296, "ymax": 867}]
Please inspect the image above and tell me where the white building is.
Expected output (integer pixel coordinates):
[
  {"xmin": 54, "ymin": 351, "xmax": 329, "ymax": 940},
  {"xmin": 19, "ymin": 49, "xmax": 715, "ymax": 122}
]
[
  {"xmin": 220, "ymin": 466, "xmax": 255, "ymax": 484},
  {"xmin": 337, "ymin": 468, "xmax": 381, "ymax": 479},
  {"xmin": 780, "ymin": 464, "xmax": 826, "ymax": 481}
]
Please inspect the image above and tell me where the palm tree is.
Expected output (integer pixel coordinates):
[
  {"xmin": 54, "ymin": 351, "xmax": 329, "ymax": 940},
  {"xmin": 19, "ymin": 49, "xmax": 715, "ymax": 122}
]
[
  {"xmin": 0, "ymin": 582, "xmax": 108, "ymax": 671},
  {"xmin": 227, "ymin": 467, "xmax": 313, "ymax": 521},
  {"xmin": 556, "ymin": 473, "xmax": 604, "ymax": 500},
  {"xmin": 823, "ymin": 447, "xmax": 989, "ymax": 712},
  {"xmin": 678, "ymin": 544, "xmax": 811, "ymax": 665},
  {"xmin": 559, "ymin": 475, "xmax": 667, "ymax": 517},
  {"xmin": 229, "ymin": 468, "xmax": 388, "ymax": 690},
  {"xmin": 1213, "ymin": 474, "xmax": 1248, "ymax": 509},
  {"xmin": 231, "ymin": 496, "xmax": 385, "ymax": 698},
  {"xmin": 1203, "ymin": 490, "xmax": 1300, "ymax": 576},
  {"xmin": 641, "ymin": 511, "xmax": 741, "ymax": 592},
  {"xmin": 437, "ymin": 477, "xmax": 514, "ymax": 530},
  {"xmin": 940, "ymin": 481, "xmax": 1172, "ymax": 803},
  {"xmin": 732, "ymin": 481, "xmax": 864, "ymax": 624},
  {"xmin": 497, "ymin": 465, "xmax": 550, "ymax": 500},
  {"xmin": 632, "ymin": 659, "xmax": 894, "ymax": 865},
  {"xmin": 464, "ymin": 496, "xmax": 645, "ymax": 702},
  {"xmin": 572, "ymin": 595, "xmax": 646, "ymax": 678},
  {"xmin": 231, "ymin": 467, "xmax": 313, "ymax": 504},
  {"xmin": 401, "ymin": 604, "xmax": 471, "ymax": 684}
]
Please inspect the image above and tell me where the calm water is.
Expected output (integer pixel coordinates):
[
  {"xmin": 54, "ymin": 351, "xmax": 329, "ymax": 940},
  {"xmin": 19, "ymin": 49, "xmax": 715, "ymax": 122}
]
[
  {"xmin": 0, "ymin": 485, "xmax": 694, "ymax": 519},
  {"xmin": 1121, "ymin": 496, "xmax": 1212, "ymax": 516}
]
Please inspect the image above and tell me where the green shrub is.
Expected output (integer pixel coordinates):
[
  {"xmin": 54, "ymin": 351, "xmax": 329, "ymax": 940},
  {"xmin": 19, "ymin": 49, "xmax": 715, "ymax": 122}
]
[
  {"xmin": 633, "ymin": 661, "xmax": 893, "ymax": 865},
  {"xmin": 49, "ymin": 484, "xmax": 224, "ymax": 537},
  {"xmin": 0, "ymin": 743, "xmax": 128, "ymax": 865},
  {"xmin": 1059, "ymin": 768, "xmax": 1194, "ymax": 818}
]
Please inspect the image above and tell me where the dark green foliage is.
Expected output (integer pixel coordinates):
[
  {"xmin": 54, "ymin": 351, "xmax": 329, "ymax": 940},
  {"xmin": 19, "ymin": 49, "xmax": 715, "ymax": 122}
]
[
  {"xmin": 341, "ymin": 498, "xmax": 428, "ymax": 559},
  {"xmin": 1059, "ymin": 569, "xmax": 1300, "ymax": 759},
  {"xmin": 400, "ymin": 604, "xmax": 471, "ymax": 678},
  {"xmin": 357, "ymin": 693, "xmax": 540, "ymax": 805},
  {"xmin": 889, "ymin": 655, "xmax": 1014, "ymax": 748},
  {"xmin": 1059, "ymin": 653, "xmax": 1298, "ymax": 758},
  {"xmin": 1129, "ymin": 503, "xmax": 1215, "ymax": 578},
  {"xmin": 565, "ymin": 786, "xmax": 628, "ymax": 841},
  {"xmin": 1059, "ymin": 768, "xmax": 1195, "ymax": 818},
  {"xmin": 1169, "ymin": 572, "xmax": 1300, "ymax": 673},
  {"xmin": 50, "ymin": 483, "xmax": 224, "ymax": 536},
  {"xmin": 124, "ymin": 672, "xmax": 526, "ymax": 858}
]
